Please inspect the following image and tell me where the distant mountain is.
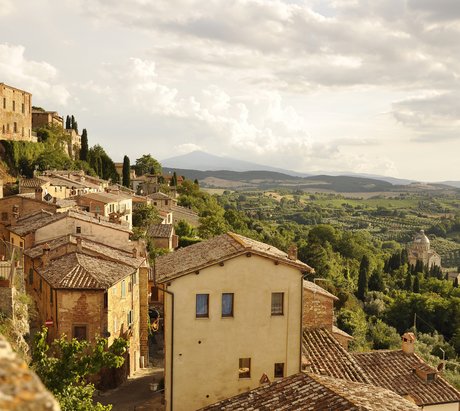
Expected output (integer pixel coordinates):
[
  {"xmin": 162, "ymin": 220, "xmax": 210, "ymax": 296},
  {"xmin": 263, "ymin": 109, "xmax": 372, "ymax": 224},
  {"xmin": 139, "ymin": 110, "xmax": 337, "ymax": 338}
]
[
  {"xmin": 439, "ymin": 181, "xmax": 460, "ymax": 189},
  {"xmin": 161, "ymin": 151, "xmax": 310, "ymax": 176}
]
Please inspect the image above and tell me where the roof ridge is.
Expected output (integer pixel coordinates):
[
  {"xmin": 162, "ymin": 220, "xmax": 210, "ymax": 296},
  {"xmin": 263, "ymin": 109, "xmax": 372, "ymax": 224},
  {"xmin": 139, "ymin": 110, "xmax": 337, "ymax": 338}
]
[
  {"xmin": 306, "ymin": 374, "xmax": 359, "ymax": 408},
  {"xmin": 226, "ymin": 231, "xmax": 248, "ymax": 248}
]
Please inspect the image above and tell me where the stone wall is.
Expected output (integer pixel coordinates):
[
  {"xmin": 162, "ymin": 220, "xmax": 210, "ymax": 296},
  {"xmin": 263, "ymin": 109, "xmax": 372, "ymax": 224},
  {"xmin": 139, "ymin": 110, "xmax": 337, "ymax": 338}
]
[
  {"xmin": 0, "ymin": 285, "xmax": 13, "ymax": 317},
  {"xmin": 0, "ymin": 83, "xmax": 33, "ymax": 142},
  {"xmin": 302, "ymin": 290, "xmax": 334, "ymax": 330},
  {"xmin": 0, "ymin": 335, "xmax": 60, "ymax": 410}
]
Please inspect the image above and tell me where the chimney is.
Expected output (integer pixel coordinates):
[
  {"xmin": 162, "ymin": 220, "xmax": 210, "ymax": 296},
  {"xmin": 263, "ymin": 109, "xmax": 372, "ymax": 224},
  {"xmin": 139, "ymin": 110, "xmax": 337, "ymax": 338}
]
[
  {"xmin": 41, "ymin": 243, "xmax": 51, "ymax": 267},
  {"xmin": 76, "ymin": 237, "xmax": 82, "ymax": 252},
  {"xmin": 53, "ymin": 197, "xmax": 57, "ymax": 204},
  {"xmin": 132, "ymin": 247, "xmax": 138, "ymax": 258},
  {"xmin": 402, "ymin": 332, "xmax": 416, "ymax": 354},
  {"xmin": 35, "ymin": 188, "xmax": 43, "ymax": 202},
  {"xmin": 288, "ymin": 244, "xmax": 298, "ymax": 260}
]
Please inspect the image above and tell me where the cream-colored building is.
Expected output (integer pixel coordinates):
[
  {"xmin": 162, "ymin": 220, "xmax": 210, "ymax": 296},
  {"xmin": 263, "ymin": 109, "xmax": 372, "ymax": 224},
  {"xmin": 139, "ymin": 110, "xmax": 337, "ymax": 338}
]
[
  {"xmin": 77, "ymin": 192, "xmax": 133, "ymax": 229},
  {"xmin": 155, "ymin": 233, "xmax": 313, "ymax": 411},
  {"xmin": 408, "ymin": 230, "xmax": 441, "ymax": 269}
]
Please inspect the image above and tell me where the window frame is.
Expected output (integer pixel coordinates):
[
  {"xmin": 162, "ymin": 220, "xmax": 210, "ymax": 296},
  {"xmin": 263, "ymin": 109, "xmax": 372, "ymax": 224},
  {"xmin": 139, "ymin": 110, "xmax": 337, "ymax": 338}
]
[
  {"xmin": 196, "ymin": 293, "xmax": 209, "ymax": 318},
  {"xmin": 274, "ymin": 362, "xmax": 284, "ymax": 379},
  {"xmin": 239, "ymin": 358, "xmax": 251, "ymax": 379},
  {"xmin": 221, "ymin": 293, "xmax": 234, "ymax": 318},
  {"xmin": 73, "ymin": 325, "xmax": 87, "ymax": 341},
  {"xmin": 271, "ymin": 292, "xmax": 284, "ymax": 316}
]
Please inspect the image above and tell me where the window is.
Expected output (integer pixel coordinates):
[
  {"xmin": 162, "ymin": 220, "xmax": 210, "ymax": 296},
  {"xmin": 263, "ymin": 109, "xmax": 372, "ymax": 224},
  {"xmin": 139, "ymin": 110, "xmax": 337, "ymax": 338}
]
[
  {"xmin": 103, "ymin": 292, "xmax": 108, "ymax": 309},
  {"xmin": 222, "ymin": 293, "xmax": 234, "ymax": 317},
  {"xmin": 21, "ymin": 103, "xmax": 24, "ymax": 114},
  {"xmin": 50, "ymin": 289, "xmax": 53, "ymax": 304},
  {"xmin": 127, "ymin": 310, "xmax": 133, "ymax": 326},
  {"xmin": 13, "ymin": 122, "xmax": 17, "ymax": 133},
  {"xmin": 196, "ymin": 294, "xmax": 209, "ymax": 318},
  {"xmin": 76, "ymin": 226, "xmax": 81, "ymax": 234},
  {"xmin": 2, "ymin": 125, "xmax": 4, "ymax": 134},
  {"xmin": 73, "ymin": 325, "xmax": 87, "ymax": 340},
  {"xmin": 7, "ymin": 123, "xmax": 9, "ymax": 132},
  {"xmin": 128, "ymin": 281, "xmax": 132, "ymax": 292},
  {"xmin": 274, "ymin": 363, "xmax": 284, "ymax": 378},
  {"xmin": 121, "ymin": 280, "xmax": 126, "ymax": 298},
  {"xmin": 12, "ymin": 101, "xmax": 15, "ymax": 111},
  {"xmin": 19, "ymin": 241, "xmax": 23, "ymax": 248},
  {"xmin": 239, "ymin": 358, "xmax": 251, "ymax": 379},
  {"xmin": 271, "ymin": 292, "xmax": 284, "ymax": 316},
  {"xmin": 2, "ymin": 98, "xmax": 5, "ymax": 109},
  {"xmin": 1, "ymin": 212, "xmax": 7, "ymax": 221},
  {"xmin": 28, "ymin": 268, "xmax": 33, "ymax": 285}
]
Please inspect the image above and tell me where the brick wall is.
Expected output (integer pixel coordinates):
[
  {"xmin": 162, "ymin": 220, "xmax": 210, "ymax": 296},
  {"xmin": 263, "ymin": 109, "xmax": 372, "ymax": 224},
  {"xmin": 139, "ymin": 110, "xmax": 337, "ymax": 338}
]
[{"xmin": 302, "ymin": 289, "xmax": 334, "ymax": 330}]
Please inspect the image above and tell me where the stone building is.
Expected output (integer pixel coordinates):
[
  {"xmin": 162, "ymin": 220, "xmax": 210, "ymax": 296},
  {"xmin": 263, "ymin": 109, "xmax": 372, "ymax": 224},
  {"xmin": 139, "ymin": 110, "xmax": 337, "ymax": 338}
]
[
  {"xmin": 23, "ymin": 236, "xmax": 149, "ymax": 377},
  {"xmin": 408, "ymin": 230, "xmax": 441, "ymax": 268},
  {"xmin": 31, "ymin": 109, "xmax": 63, "ymax": 129},
  {"xmin": 0, "ymin": 83, "xmax": 33, "ymax": 141}
]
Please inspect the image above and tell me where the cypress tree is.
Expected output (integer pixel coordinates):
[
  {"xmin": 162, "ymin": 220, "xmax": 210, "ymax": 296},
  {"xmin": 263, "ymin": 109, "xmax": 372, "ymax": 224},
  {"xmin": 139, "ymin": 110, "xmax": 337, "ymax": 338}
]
[
  {"xmin": 122, "ymin": 155, "xmax": 131, "ymax": 188},
  {"xmin": 80, "ymin": 129, "xmax": 88, "ymax": 162},
  {"xmin": 413, "ymin": 273, "xmax": 420, "ymax": 293},
  {"xmin": 65, "ymin": 115, "xmax": 71, "ymax": 129},
  {"xmin": 194, "ymin": 179, "xmax": 199, "ymax": 186},
  {"xmin": 454, "ymin": 277, "xmax": 459, "ymax": 288},
  {"xmin": 73, "ymin": 121, "xmax": 78, "ymax": 134},
  {"xmin": 404, "ymin": 270, "xmax": 412, "ymax": 291},
  {"xmin": 369, "ymin": 269, "xmax": 385, "ymax": 292},
  {"xmin": 357, "ymin": 255, "xmax": 370, "ymax": 300}
]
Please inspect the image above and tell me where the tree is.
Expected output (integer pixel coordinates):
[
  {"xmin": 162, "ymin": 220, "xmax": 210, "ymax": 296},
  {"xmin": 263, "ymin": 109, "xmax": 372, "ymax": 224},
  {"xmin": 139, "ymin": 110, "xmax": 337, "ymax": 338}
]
[
  {"xmin": 413, "ymin": 273, "xmax": 420, "ymax": 293},
  {"xmin": 404, "ymin": 270, "xmax": 412, "ymax": 291},
  {"xmin": 132, "ymin": 204, "xmax": 159, "ymax": 228},
  {"xmin": 170, "ymin": 171, "xmax": 178, "ymax": 187},
  {"xmin": 357, "ymin": 255, "xmax": 370, "ymax": 300},
  {"xmin": 80, "ymin": 129, "xmax": 88, "ymax": 162},
  {"xmin": 32, "ymin": 327, "xmax": 128, "ymax": 411},
  {"xmin": 368, "ymin": 268, "xmax": 385, "ymax": 292},
  {"xmin": 122, "ymin": 155, "xmax": 131, "ymax": 188},
  {"xmin": 65, "ymin": 115, "xmax": 71, "ymax": 129},
  {"xmin": 454, "ymin": 277, "xmax": 459, "ymax": 289},
  {"xmin": 73, "ymin": 121, "xmax": 79, "ymax": 135},
  {"xmin": 88, "ymin": 145, "xmax": 119, "ymax": 183},
  {"xmin": 71, "ymin": 115, "xmax": 75, "ymax": 129},
  {"xmin": 135, "ymin": 154, "xmax": 162, "ymax": 176}
]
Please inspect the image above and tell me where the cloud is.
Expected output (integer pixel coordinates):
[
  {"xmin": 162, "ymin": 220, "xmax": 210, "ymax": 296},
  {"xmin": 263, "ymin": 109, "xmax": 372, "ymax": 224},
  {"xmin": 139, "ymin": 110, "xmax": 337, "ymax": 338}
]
[
  {"xmin": 0, "ymin": 43, "xmax": 70, "ymax": 106},
  {"xmin": 0, "ymin": 0, "xmax": 14, "ymax": 16},
  {"xmin": 391, "ymin": 91, "xmax": 460, "ymax": 141}
]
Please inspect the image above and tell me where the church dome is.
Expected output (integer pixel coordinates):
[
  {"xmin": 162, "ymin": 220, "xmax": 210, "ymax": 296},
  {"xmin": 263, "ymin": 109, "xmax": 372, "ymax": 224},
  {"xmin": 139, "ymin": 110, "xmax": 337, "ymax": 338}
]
[{"xmin": 414, "ymin": 230, "xmax": 430, "ymax": 245}]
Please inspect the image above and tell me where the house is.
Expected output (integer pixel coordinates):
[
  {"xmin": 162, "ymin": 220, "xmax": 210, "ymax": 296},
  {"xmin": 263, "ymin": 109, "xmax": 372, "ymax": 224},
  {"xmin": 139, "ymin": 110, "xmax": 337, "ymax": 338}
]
[
  {"xmin": 7, "ymin": 208, "xmax": 132, "ymax": 250},
  {"xmin": 31, "ymin": 108, "xmax": 63, "ymax": 129},
  {"xmin": 0, "ymin": 83, "xmax": 33, "ymax": 142},
  {"xmin": 24, "ymin": 236, "xmax": 149, "ymax": 377},
  {"xmin": 76, "ymin": 192, "xmax": 133, "ymax": 229},
  {"xmin": 148, "ymin": 224, "xmax": 178, "ymax": 251},
  {"xmin": 408, "ymin": 230, "xmax": 441, "ymax": 269},
  {"xmin": 149, "ymin": 192, "xmax": 176, "ymax": 209},
  {"xmin": 353, "ymin": 333, "xmax": 460, "ymax": 410},
  {"xmin": 154, "ymin": 233, "xmax": 313, "ymax": 411},
  {"xmin": 200, "ymin": 372, "xmax": 419, "ymax": 411}
]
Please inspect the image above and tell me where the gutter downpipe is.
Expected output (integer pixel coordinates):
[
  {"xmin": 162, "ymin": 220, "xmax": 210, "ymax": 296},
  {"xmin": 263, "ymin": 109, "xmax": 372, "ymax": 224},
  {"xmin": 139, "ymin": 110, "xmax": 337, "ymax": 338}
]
[
  {"xmin": 300, "ymin": 272, "xmax": 304, "ymax": 372},
  {"xmin": 163, "ymin": 286, "xmax": 174, "ymax": 411}
]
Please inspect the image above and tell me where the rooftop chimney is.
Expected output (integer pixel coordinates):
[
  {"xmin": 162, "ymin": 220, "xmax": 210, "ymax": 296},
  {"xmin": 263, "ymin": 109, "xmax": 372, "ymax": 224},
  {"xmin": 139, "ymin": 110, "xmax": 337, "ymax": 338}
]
[
  {"xmin": 288, "ymin": 244, "xmax": 298, "ymax": 260},
  {"xmin": 41, "ymin": 243, "xmax": 51, "ymax": 267},
  {"xmin": 76, "ymin": 237, "xmax": 82, "ymax": 252},
  {"xmin": 132, "ymin": 247, "xmax": 138, "ymax": 258},
  {"xmin": 402, "ymin": 332, "xmax": 416, "ymax": 354},
  {"xmin": 35, "ymin": 188, "xmax": 44, "ymax": 202}
]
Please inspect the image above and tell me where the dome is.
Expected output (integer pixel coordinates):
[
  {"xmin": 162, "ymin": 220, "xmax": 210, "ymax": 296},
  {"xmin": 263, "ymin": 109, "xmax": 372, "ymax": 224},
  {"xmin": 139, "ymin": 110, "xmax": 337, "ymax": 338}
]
[{"xmin": 414, "ymin": 230, "xmax": 430, "ymax": 245}]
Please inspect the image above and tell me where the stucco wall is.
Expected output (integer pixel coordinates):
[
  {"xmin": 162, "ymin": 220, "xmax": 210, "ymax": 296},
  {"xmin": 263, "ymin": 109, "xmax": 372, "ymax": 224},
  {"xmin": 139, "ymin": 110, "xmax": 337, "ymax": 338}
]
[
  {"xmin": 163, "ymin": 254, "xmax": 303, "ymax": 411},
  {"xmin": 422, "ymin": 402, "xmax": 460, "ymax": 411},
  {"xmin": 35, "ymin": 217, "xmax": 130, "ymax": 248}
]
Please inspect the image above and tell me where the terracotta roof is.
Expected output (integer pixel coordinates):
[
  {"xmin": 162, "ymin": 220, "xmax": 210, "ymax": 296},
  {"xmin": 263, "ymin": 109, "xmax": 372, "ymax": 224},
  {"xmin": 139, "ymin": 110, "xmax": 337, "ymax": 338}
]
[
  {"xmin": 19, "ymin": 177, "xmax": 48, "ymax": 188},
  {"xmin": 149, "ymin": 192, "xmax": 171, "ymax": 200},
  {"xmin": 38, "ymin": 252, "xmax": 135, "ymax": 289},
  {"xmin": 155, "ymin": 232, "xmax": 313, "ymax": 283},
  {"xmin": 148, "ymin": 224, "xmax": 174, "ymax": 238},
  {"xmin": 200, "ymin": 372, "xmax": 419, "ymax": 411},
  {"xmin": 78, "ymin": 191, "xmax": 131, "ymax": 203},
  {"xmin": 302, "ymin": 328, "xmax": 370, "ymax": 384},
  {"xmin": 332, "ymin": 325, "xmax": 354, "ymax": 340},
  {"xmin": 353, "ymin": 350, "xmax": 460, "ymax": 406},
  {"xmin": 303, "ymin": 280, "xmax": 339, "ymax": 300},
  {"xmin": 24, "ymin": 235, "xmax": 145, "ymax": 268}
]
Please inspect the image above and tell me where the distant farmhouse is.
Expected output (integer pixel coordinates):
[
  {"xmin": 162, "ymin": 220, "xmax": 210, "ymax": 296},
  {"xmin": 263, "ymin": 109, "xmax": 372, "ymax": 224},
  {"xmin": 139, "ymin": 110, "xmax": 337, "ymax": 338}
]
[{"xmin": 408, "ymin": 230, "xmax": 441, "ymax": 268}]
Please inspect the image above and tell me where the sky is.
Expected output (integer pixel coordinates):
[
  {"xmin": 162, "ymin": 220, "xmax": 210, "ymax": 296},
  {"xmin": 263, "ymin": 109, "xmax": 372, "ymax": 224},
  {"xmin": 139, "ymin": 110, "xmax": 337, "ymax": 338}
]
[{"xmin": 0, "ymin": 0, "xmax": 459, "ymax": 182}]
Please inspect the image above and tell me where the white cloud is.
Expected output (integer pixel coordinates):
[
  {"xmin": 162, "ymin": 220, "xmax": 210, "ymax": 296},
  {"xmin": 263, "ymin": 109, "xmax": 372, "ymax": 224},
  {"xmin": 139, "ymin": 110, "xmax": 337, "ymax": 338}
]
[
  {"xmin": 0, "ymin": 0, "xmax": 14, "ymax": 16},
  {"xmin": 0, "ymin": 43, "xmax": 70, "ymax": 106}
]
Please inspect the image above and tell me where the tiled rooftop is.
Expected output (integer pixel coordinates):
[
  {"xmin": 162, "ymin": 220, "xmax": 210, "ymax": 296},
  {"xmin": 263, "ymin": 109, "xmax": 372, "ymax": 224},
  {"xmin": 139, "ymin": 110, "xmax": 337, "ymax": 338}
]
[
  {"xmin": 302, "ymin": 328, "xmax": 370, "ymax": 384},
  {"xmin": 155, "ymin": 232, "xmax": 313, "ymax": 283},
  {"xmin": 148, "ymin": 224, "xmax": 174, "ymax": 238},
  {"xmin": 353, "ymin": 350, "xmax": 460, "ymax": 406},
  {"xmin": 19, "ymin": 177, "xmax": 48, "ymax": 188},
  {"xmin": 200, "ymin": 372, "xmax": 419, "ymax": 411},
  {"xmin": 78, "ymin": 191, "xmax": 131, "ymax": 203},
  {"xmin": 24, "ymin": 235, "xmax": 145, "ymax": 268},
  {"xmin": 303, "ymin": 280, "xmax": 339, "ymax": 300},
  {"xmin": 149, "ymin": 192, "xmax": 171, "ymax": 200},
  {"xmin": 38, "ymin": 252, "xmax": 135, "ymax": 290}
]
